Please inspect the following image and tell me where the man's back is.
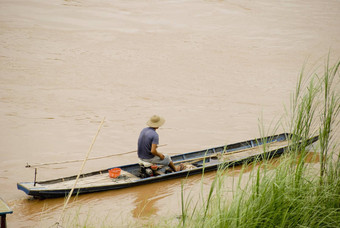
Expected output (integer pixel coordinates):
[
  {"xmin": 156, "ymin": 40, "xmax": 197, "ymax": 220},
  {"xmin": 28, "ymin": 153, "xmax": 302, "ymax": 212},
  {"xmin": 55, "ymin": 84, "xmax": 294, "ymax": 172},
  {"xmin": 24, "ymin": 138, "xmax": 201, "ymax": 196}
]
[{"xmin": 137, "ymin": 127, "xmax": 159, "ymax": 159}]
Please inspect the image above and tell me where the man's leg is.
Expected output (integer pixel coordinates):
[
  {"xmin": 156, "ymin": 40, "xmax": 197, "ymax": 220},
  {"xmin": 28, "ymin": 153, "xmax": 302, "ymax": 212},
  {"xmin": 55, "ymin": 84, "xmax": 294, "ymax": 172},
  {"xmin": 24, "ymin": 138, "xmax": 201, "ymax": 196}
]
[
  {"xmin": 168, "ymin": 161, "xmax": 179, "ymax": 172},
  {"xmin": 148, "ymin": 155, "xmax": 179, "ymax": 172}
]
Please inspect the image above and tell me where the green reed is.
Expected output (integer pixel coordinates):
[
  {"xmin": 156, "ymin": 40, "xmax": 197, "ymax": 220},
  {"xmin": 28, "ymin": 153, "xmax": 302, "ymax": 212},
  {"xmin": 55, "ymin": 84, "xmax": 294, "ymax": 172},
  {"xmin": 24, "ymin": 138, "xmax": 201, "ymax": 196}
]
[{"xmin": 172, "ymin": 58, "xmax": 340, "ymax": 228}]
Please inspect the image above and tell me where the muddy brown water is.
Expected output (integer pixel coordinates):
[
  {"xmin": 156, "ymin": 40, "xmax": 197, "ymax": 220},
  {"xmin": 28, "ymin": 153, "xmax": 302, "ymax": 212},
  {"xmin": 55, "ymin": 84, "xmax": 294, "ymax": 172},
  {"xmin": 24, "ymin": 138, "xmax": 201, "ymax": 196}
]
[{"xmin": 1, "ymin": 0, "xmax": 340, "ymax": 227}]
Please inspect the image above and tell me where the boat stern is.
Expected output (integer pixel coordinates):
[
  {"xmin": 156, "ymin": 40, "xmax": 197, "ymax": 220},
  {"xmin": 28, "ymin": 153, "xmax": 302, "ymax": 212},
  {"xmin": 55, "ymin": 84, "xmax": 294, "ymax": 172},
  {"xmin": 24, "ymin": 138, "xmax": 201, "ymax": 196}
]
[{"xmin": 17, "ymin": 182, "xmax": 48, "ymax": 198}]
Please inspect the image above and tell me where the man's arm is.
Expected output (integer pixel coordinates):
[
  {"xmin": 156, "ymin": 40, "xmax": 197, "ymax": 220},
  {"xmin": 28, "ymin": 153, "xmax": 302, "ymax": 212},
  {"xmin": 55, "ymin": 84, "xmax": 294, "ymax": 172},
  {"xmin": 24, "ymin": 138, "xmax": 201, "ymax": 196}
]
[{"xmin": 151, "ymin": 144, "xmax": 165, "ymax": 160}]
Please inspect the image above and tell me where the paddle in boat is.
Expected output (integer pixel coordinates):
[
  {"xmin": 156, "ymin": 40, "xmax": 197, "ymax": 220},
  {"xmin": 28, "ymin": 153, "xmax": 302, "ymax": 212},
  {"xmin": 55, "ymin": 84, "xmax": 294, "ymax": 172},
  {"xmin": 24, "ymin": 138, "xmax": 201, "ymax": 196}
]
[{"xmin": 17, "ymin": 133, "xmax": 318, "ymax": 199}]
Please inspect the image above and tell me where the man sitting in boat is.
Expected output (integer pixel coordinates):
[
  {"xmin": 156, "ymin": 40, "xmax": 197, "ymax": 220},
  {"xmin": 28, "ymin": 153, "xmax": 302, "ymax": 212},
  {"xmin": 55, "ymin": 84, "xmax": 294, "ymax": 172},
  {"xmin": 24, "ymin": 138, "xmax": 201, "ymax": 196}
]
[{"xmin": 137, "ymin": 115, "xmax": 179, "ymax": 172}]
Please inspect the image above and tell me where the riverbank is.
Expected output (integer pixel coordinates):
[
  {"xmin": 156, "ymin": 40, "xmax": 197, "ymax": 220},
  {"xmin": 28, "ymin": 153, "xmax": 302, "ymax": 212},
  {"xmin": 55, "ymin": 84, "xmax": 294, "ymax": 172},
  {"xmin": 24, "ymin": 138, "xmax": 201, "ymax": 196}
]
[{"xmin": 154, "ymin": 59, "xmax": 340, "ymax": 228}]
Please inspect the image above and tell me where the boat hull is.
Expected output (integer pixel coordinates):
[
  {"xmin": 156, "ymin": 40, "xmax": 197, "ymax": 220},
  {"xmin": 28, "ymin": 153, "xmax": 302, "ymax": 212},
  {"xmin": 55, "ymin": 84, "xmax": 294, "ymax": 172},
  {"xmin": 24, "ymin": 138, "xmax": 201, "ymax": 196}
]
[{"xmin": 17, "ymin": 133, "xmax": 318, "ymax": 199}]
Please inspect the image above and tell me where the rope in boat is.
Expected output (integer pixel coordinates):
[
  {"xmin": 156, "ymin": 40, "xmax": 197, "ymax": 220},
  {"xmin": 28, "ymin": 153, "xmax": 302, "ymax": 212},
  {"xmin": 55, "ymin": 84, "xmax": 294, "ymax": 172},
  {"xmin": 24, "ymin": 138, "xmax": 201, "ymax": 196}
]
[
  {"xmin": 57, "ymin": 117, "xmax": 105, "ymax": 226},
  {"xmin": 25, "ymin": 146, "xmax": 167, "ymax": 168}
]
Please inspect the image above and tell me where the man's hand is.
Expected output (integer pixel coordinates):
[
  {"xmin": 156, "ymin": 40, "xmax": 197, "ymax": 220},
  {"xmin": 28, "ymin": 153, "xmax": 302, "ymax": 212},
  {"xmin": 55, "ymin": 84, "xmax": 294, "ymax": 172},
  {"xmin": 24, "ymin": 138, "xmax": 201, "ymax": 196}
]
[{"xmin": 158, "ymin": 153, "xmax": 165, "ymax": 160}]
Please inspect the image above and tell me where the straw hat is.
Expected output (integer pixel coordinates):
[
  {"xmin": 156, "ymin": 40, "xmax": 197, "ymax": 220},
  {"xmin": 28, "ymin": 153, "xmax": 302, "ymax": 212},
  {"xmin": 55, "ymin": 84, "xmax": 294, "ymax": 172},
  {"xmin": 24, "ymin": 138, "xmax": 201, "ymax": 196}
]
[{"xmin": 147, "ymin": 115, "xmax": 165, "ymax": 128}]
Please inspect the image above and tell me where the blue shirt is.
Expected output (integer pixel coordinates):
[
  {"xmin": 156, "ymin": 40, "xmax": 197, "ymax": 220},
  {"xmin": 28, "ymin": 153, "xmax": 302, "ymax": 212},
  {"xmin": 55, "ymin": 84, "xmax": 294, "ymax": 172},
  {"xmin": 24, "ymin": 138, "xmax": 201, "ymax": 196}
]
[{"xmin": 137, "ymin": 127, "xmax": 159, "ymax": 159}]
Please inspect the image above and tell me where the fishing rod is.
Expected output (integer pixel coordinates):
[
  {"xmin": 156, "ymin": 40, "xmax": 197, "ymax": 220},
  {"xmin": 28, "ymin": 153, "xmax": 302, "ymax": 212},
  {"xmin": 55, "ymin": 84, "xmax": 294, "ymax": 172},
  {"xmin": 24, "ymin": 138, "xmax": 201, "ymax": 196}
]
[{"xmin": 25, "ymin": 145, "xmax": 167, "ymax": 168}]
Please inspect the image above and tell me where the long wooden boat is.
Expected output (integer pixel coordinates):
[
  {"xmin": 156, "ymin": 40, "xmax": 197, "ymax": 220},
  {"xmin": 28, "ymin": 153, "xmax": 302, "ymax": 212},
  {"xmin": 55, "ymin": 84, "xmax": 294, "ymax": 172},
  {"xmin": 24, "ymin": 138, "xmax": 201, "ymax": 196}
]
[{"xmin": 17, "ymin": 133, "xmax": 318, "ymax": 199}]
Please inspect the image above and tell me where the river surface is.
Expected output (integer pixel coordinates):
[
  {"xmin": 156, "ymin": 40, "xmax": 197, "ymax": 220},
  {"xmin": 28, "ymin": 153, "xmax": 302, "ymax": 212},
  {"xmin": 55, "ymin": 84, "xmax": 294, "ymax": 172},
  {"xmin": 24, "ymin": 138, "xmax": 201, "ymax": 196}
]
[{"xmin": 1, "ymin": 0, "xmax": 340, "ymax": 227}]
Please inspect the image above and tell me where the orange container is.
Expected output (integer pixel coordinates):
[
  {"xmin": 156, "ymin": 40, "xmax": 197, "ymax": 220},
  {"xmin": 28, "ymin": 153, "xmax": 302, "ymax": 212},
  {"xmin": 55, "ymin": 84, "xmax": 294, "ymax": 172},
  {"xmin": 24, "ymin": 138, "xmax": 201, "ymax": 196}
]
[
  {"xmin": 109, "ymin": 168, "xmax": 121, "ymax": 178},
  {"xmin": 151, "ymin": 165, "xmax": 158, "ymax": 170}
]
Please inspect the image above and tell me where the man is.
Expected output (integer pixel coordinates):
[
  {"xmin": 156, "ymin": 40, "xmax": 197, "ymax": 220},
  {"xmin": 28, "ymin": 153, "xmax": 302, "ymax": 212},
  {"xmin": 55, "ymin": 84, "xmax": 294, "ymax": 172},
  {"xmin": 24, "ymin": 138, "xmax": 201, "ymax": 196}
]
[{"xmin": 137, "ymin": 115, "xmax": 178, "ymax": 172}]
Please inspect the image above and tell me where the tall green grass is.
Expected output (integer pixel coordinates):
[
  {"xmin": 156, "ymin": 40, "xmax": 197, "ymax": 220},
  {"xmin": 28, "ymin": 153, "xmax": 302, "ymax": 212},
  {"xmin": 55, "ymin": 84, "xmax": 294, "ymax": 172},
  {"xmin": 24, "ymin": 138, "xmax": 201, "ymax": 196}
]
[{"xmin": 173, "ymin": 58, "xmax": 340, "ymax": 228}]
